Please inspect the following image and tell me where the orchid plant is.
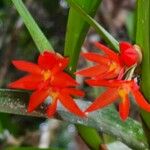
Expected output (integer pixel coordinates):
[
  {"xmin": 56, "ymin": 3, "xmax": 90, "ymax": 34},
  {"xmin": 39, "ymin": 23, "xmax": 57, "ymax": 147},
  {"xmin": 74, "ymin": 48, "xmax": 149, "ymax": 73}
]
[{"xmin": 0, "ymin": 0, "xmax": 149, "ymax": 149}]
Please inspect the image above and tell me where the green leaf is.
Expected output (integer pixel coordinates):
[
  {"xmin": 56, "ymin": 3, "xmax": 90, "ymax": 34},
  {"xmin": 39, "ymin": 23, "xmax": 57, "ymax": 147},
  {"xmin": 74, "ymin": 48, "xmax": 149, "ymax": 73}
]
[
  {"xmin": 135, "ymin": 0, "xmax": 150, "ymax": 146},
  {"xmin": 64, "ymin": 0, "xmax": 103, "ymax": 149},
  {"xmin": 125, "ymin": 11, "xmax": 135, "ymax": 42},
  {"xmin": 136, "ymin": 0, "xmax": 150, "ymax": 101},
  {"xmin": 0, "ymin": 89, "xmax": 148, "ymax": 150},
  {"xmin": 11, "ymin": 0, "xmax": 53, "ymax": 52},
  {"xmin": 64, "ymin": 0, "xmax": 102, "ymax": 73},
  {"xmin": 66, "ymin": 0, "xmax": 119, "ymax": 52}
]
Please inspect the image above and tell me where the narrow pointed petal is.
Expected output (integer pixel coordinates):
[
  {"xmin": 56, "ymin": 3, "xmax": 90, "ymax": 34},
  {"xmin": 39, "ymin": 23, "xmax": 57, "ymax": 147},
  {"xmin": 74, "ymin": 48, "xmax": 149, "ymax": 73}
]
[
  {"xmin": 94, "ymin": 70, "xmax": 118, "ymax": 80},
  {"xmin": 62, "ymin": 88, "xmax": 85, "ymax": 97},
  {"xmin": 85, "ymin": 88, "xmax": 118, "ymax": 112},
  {"xmin": 75, "ymin": 65, "xmax": 108, "ymax": 77},
  {"xmin": 12, "ymin": 60, "xmax": 41, "ymax": 74},
  {"xmin": 119, "ymin": 95, "xmax": 130, "ymax": 121},
  {"xmin": 47, "ymin": 99, "xmax": 57, "ymax": 117},
  {"xmin": 94, "ymin": 42, "xmax": 119, "ymax": 61},
  {"xmin": 132, "ymin": 90, "xmax": 150, "ymax": 112},
  {"xmin": 8, "ymin": 75, "xmax": 42, "ymax": 90},
  {"xmin": 51, "ymin": 72, "xmax": 78, "ymax": 87},
  {"xmin": 28, "ymin": 89, "xmax": 49, "ymax": 112},
  {"xmin": 82, "ymin": 52, "xmax": 109, "ymax": 64},
  {"xmin": 59, "ymin": 94, "xmax": 86, "ymax": 117}
]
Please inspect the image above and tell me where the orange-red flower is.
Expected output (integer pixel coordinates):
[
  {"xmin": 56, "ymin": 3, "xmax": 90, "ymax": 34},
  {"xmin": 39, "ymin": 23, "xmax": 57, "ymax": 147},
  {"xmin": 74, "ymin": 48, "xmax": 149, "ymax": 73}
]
[
  {"xmin": 8, "ymin": 51, "xmax": 85, "ymax": 117},
  {"xmin": 76, "ymin": 42, "xmax": 139, "ymax": 80},
  {"xmin": 76, "ymin": 42, "xmax": 123, "ymax": 80},
  {"xmin": 85, "ymin": 79, "xmax": 150, "ymax": 121}
]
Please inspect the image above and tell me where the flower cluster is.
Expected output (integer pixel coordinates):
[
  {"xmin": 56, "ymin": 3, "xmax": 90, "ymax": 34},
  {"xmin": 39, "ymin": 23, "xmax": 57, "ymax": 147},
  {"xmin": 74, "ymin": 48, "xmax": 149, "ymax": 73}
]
[
  {"xmin": 76, "ymin": 41, "xmax": 150, "ymax": 121},
  {"xmin": 8, "ymin": 52, "xmax": 85, "ymax": 117},
  {"xmin": 8, "ymin": 42, "xmax": 150, "ymax": 121}
]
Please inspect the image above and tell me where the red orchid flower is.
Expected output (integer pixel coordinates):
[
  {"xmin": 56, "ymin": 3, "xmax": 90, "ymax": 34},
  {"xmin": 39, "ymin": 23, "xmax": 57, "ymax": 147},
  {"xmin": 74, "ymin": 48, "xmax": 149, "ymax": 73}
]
[
  {"xmin": 76, "ymin": 42, "xmax": 123, "ymax": 80},
  {"xmin": 8, "ymin": 51, "xmax": 85, "ymax": 117},
  {"xmin": 76, "ymin": 42, "xmax": 139, "ymax": 80},
  {"xmin": 85, "ymin": 79, "xmax": 150, "ymax": 121}
]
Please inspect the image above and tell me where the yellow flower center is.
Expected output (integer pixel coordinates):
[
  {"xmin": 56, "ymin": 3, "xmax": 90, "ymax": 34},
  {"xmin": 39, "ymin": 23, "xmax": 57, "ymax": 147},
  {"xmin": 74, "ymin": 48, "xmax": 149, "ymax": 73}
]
[
  {"xmin": 51, "ymin": 91, "xmax": 59, "ymax": 100},
  {"xmin": 42, "ymin": 70, "xmax": 52, "ymax": 81},
  {"xmin": 118, "ymin": 88, "xmax": 126, "ymax": 100},
  {"xmin": 118, "ymin": 84, "xmax": 130, "ymax": 102},
  {"xmin": 109, "ymin": 61, "xmax": 118, "ymax": 72}
]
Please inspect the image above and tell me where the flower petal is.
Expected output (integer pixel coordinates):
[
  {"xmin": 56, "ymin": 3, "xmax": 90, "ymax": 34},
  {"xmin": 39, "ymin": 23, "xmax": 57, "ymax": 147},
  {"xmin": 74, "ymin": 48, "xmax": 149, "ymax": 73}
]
[
  {"xmin": 28, "ymin": 89, "xmax": 49, "ymax": 112},
  {"xmin": 52, "ymin": 57, "xmax": 69, "ymax": 73},
  {"xmin": 47, "ymin": 99, "xmax": 57, "ymax": 117},
  {"xmin": 59, "ymin": 94, "xmax": 86, "ymax": 117},
  {"xmin": 94, "ymin": 70, "xmax": 118, "ymax": 80},
  {"xmin": 82, "ymin": 52, "xmax": 109, "ymax": 64},
  {"xmin": 51, "ymin": 72, "xmax": 78, "ymax": 87},
  {"xmin": 85, "ymin": 88, "xmax": 118, "ymax": 112},
  {"xmin": 12, "ymin": 60, "xmax": 42, "ymax": 74},
  {"xmin": 132, "ymin": 90, "xmax": 150, "ymax": 112},
  {"xmin": 75, "ymin": 64, "xmax": 108, "ymax": 77},
  {"xmin": 94, "ymin": 42, "xmax": 119, "ymax": 61},
  {"xmin": 62, "ymin": 88, "xmax": 85, "ymax": 97},
  {"xmin": 38, "ymin": 51, "xmax": 68, "ymax": 71},
  {"xmin": 119, "ymin": 95, "xmax": 130, "ymax": 121},
  {"xmin": 8, "ymin": 74, "xmax": 43, "ymax": 90},
  {"xmin": 38, "ymin": 51, "xmax": 58, "ymax": 70}
]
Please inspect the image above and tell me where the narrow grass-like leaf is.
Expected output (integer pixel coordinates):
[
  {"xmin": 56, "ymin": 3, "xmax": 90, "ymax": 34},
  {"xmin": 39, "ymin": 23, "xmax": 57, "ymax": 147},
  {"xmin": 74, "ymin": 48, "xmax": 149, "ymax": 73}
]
[
  {"xmin": 64, "ymin": 0, "xmax": 102, "ymax": 73},
  {"xmin": 136, "ymin": 0, "xmax": 150, "ymax": 101},
  {"xmin": 136, "ymin": 0, "xmax": 150, "ymax": 145},
  {"xmin": 11, "ymin": 0, "xmax": 53, "ymax": 52},
  {"xmin": 126, "ymin": 12, "xmax": 135, "ymax": 42},
  {"xmin": 66, "ymin": 0, "xmax": 119, "ymax": 51},
  {"xmin": 0, "ymin": 89, "xmax": 148, "ymax": 150}
]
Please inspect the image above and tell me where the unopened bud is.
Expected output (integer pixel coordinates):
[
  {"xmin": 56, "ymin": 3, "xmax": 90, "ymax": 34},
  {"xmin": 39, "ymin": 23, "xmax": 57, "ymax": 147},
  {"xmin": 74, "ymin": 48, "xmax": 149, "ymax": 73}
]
[{"xmin": 119, "ymin": 42, "xmax": 140, "ymax": 67}]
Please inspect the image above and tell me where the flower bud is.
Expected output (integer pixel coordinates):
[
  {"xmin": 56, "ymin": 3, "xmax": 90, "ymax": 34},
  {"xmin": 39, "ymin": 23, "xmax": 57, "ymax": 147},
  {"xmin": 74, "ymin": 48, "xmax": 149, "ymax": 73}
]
[{"xmin": 119, "ymin": 42, "xmax": 140, "ymax": 67}]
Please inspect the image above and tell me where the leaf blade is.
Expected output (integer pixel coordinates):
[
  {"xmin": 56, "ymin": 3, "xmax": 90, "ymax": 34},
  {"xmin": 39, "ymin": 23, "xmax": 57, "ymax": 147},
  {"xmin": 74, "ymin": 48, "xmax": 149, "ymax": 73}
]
[
  {"xmin": 11, "ymin": 0, "xmax": 53, "ymax": 52},
  {"xmin": 0, "ymin": 89, "xmax": 148, "ymax": 150},
  {"xmin": 64, "ymin": 0, "xmax": 102, "ymax": 73}
]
